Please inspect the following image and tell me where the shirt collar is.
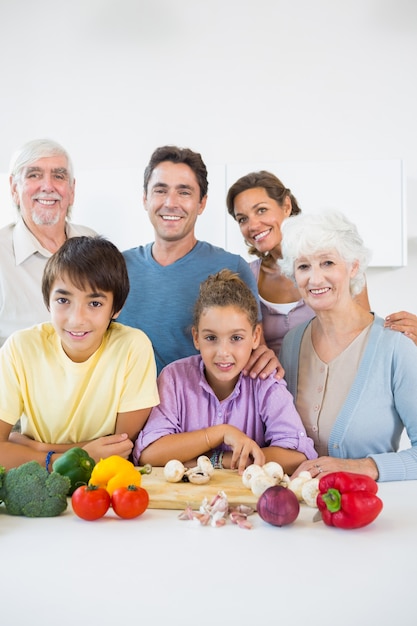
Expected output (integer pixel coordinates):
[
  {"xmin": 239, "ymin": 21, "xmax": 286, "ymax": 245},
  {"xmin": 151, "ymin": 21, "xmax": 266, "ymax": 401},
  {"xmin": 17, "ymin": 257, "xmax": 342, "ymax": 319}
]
[{"xmin": 13, "ymin": 217, "xmax": 69, "ymax": 265}]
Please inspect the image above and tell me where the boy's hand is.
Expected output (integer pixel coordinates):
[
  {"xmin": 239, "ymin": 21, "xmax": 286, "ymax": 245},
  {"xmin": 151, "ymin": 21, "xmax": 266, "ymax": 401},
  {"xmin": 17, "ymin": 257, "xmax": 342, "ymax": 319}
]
[
  {"xmin": 83, "ymin": 433, "xmax": 133, "ymax": 462},
  {"xmin": 242, "ymin": 344, "xmax": 284, "ymax": 380}
]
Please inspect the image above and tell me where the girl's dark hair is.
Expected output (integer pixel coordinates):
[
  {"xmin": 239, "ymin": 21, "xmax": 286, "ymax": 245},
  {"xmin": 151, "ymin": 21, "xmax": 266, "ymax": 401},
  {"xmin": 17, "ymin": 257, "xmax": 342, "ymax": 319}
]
[
  {"xmin": 193, "ymin": 269, "xmax": 260, "ymax": 329},
  {"xmin": 42, "ymin": 236, "xmax": 129, "ymax": 315},
  {"xmin": 226, "ymin": 170, "xmax": 302, "ymax": 266}
]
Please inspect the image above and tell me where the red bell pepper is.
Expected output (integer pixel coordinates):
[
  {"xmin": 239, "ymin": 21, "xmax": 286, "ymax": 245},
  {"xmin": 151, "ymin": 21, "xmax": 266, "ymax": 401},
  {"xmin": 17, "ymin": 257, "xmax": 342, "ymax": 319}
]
[{"xmin": 317, "ymin": 472, "xmax": 383, "ymax": 529}]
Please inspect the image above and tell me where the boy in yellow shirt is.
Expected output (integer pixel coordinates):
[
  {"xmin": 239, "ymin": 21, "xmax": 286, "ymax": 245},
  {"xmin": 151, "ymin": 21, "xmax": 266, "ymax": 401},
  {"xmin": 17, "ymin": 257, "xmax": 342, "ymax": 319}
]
[{"xmin": 0, "ymin": 236, "xmax": 159, "ymax": 470}]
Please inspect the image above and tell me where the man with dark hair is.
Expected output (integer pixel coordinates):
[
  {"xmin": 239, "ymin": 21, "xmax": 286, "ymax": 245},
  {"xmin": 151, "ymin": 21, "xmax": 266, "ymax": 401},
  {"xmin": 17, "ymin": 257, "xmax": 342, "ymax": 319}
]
[{"xmin": 118, "ymin": 145, "xmax": 280, "ymax": 377}]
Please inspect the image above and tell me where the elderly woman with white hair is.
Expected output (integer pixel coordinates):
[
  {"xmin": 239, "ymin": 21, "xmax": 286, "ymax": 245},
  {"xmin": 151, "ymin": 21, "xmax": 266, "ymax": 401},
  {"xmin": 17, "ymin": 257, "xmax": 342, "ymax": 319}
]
[{"xmin": 279, "ymin": 210, "xmax": 417, "ymax": 482}]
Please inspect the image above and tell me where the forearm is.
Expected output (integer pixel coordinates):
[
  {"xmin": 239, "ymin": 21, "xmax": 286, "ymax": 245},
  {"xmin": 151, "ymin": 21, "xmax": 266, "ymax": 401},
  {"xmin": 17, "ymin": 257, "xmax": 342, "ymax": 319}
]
[
  {"xmin": 139, "ymin": 425, "xmax": 229, "ymax": 467},
  {"xmin": 9, "ymin": 432, "xmax": 80, "ymax": 452},
  {"xmin": 0, "ymin": 441, "xmax": 56, "ymax": 471},
  {"xmin": 262, "ymin": 447, "xmax": 308, "ymax": 476}
]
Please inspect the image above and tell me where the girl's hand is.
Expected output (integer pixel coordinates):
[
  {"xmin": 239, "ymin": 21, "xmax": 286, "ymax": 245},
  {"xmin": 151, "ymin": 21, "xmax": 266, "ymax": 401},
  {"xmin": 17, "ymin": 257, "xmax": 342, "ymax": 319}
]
[{"xmin": 223, "ymin": 426, "xmax": 265, "ymax": 474}]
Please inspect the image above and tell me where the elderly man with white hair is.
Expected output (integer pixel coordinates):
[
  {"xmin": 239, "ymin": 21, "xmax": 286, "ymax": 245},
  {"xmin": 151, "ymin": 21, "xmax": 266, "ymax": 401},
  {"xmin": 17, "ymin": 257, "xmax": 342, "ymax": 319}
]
[{"xmin": 0, "ymin": 138, "xmax": 96, "ymax": 346}]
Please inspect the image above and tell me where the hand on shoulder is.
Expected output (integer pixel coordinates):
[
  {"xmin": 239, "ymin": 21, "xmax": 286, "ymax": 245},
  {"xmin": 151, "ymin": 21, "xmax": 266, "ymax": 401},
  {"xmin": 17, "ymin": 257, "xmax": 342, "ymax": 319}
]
[{"xmin": 384, "ymin": 310, "xmax": 417, "ymax": 346}]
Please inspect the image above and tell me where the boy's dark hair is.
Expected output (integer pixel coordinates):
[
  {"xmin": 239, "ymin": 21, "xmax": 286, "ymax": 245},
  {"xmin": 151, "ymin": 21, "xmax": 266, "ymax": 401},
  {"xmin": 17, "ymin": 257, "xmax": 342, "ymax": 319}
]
[
  {"xmin": 42, "ymin": 236, "xmax": 130, "ymax": 315},
  {"xmin": 143, "ymin": 145, "xmax": 208, "ymax": 200},
  {"xmin": 193, "ymin": 269, "xmax": 260, "ymax": 329}
]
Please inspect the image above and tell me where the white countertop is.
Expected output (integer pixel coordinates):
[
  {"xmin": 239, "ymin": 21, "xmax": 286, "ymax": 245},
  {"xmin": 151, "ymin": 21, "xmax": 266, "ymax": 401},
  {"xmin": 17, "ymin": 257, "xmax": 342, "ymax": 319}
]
[{"xmin": 1, "ymin": 480, "xmax": 416, "ymax": 626}]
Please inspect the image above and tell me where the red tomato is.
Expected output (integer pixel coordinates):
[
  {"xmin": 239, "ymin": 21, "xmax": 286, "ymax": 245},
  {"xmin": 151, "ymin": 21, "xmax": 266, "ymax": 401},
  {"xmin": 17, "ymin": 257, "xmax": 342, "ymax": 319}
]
[
  {"xmin": 111, "ymin": 485, "xmax": 149, "ymax": 519},
  {"xmin": 72, "ymin": 485, "xmax": 111, "ymax": 521}
]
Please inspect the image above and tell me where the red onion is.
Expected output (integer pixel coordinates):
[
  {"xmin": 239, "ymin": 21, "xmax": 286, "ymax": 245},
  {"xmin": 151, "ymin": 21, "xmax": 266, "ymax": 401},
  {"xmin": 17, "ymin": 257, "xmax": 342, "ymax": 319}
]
[{"xmin": 257, "ymin": 485, "xmax": 300, "ymax": 527}]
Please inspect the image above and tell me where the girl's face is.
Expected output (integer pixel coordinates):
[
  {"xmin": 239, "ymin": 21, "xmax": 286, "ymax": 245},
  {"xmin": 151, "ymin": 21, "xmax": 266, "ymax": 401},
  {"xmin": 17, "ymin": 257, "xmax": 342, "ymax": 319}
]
[
  {"xmin": 49, "ymin": 273, "xmax": 118, "ymax": 362},
  {"xmin": 192, "ymin": 305, "xmax": 261, "ymax": 399},
  {"xmin": 233, "ymin": 187, "xmax": 292, "ymax": 255},
  {"xmin": 294, "ymin": 250, "xmax": 358, "ymax": 313}
]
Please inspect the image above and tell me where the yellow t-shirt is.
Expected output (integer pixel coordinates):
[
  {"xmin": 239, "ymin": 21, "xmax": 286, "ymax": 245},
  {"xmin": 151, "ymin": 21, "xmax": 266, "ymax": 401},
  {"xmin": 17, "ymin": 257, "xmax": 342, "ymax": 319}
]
[{"xmin": 0, "ymin": 322, "xmax": 159, "ymax": 443}]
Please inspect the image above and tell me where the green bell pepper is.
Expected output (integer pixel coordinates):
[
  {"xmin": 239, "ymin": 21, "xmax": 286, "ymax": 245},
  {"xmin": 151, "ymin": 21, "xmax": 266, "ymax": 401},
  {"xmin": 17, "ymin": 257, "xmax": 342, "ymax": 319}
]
[{"xmin": 52, "ymin": 448, "xmax": 96, "ymax": 495}]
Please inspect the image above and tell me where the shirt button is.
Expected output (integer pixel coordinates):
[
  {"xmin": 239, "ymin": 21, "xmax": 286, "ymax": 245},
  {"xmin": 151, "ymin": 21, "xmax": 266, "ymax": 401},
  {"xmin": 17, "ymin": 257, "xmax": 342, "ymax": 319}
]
[
  {"xmin": 314, "ymin": 404, "xmax": 320, "ymax": 412},
  {"xmin": 333, "ymin": 444, "xmax": 339, "ymax": 449},
  {"xmin": 299, "ymin": 432, "xmax": 305, "ymax": 437},
  {"xmin": 312, "ymin": 426, "xmax": 318, "ymax": 432},
  {"xmin": 317, "ymin": 386, "xmax": 323, "ymax": 393}
]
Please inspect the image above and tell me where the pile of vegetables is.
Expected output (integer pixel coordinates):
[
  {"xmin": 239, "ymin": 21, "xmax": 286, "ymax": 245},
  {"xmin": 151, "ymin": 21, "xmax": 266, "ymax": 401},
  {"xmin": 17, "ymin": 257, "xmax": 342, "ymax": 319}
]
[
  {"xmin": 0, "ymin": 461, "xmax": 70, "ymax": 517},
  {"xmin": 71, "ymin": 455, "xmax": 151, "ymax": 521},
  {"xmin": 241, "ymin": 463, "xmax": 383, "ymax": 530}
]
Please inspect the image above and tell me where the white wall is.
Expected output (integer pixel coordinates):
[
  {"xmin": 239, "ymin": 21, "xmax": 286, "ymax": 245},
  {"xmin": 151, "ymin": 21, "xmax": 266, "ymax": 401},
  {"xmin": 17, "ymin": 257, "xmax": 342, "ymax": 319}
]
[{"xmin": 1, "ymin": 0, "xmax": 417, "ymax": 317}]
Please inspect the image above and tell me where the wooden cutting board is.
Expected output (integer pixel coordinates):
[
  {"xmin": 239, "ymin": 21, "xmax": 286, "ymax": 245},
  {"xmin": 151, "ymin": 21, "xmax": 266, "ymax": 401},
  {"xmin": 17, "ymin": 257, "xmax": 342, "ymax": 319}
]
[{"xmin": 140, "ymin": 467, "xmax": 258, "ymax": 510}]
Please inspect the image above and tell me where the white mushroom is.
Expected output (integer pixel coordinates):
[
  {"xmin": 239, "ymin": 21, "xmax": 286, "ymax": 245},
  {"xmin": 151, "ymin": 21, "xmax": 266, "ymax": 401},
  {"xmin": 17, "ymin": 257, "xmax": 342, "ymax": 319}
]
[
  {"xmin": 242, "ymin": 464, "xmax": 264, "ymax": 489},
  {"xmin": 186, "ymin": 470, "xmax": 211, "ymax": 485},
  {"xmin": 197, "ymin": 455, "xmax": 215, "ymax": 476},
  {"xmin": 301, "ymin": 477, "xmax": 320, "ymax": 508},
  {"xmin": 288, "ymin": 471, "xmax": 313, "ymax": 501},
  {"xmin": 163, "ymin": 459, "xmax": 186, "ymax": 483},
  {"xmin": 262, "ymin": 461, "xmax": 284, "ymax": 484},
  {"xmin": 250, "ymin": 473, "xmax": 276, "ymax": 497},
  {"xmin": 279, "ymin": 474, "xmax": 291, "ymax": 488}
]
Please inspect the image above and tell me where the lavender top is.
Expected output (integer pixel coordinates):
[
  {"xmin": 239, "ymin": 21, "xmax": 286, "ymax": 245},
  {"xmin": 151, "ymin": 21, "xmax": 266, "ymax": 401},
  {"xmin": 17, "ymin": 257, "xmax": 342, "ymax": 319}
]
[
  {"xmin": 250, "ymin": 258, "xmax": 315, "ymax": 356},
  {"xmin": 133, "ymin": 355, "xmax": 317, "ymax": 463}
]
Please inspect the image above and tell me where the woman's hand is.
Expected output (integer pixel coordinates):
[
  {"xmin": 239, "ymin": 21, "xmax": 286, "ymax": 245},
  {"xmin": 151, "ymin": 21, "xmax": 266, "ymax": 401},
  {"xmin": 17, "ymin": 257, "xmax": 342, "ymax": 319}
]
[
  {"xmin": 385, "ymin": 311, "xmax": 417, "ymax": 346},
  {"xmin": 83, "ymin": 433, "xmax": 133, "ymax": 462},
  {"xmin": 222, "ymin": 425, "xmax": 265, "ymax": 474},
  {"xmin": 293, "ymin": 456, "xmax": 379, "ymax": 481},
  {"xmin": 242, "ymin": 344, "xmax": 285, "ymax": 380}
]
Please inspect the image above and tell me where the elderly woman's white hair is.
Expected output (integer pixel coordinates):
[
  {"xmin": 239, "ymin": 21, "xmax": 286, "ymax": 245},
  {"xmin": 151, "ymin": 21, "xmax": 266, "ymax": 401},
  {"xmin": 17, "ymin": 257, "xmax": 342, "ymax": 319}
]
[{"xmin": 278, "ymin": 210, "xmax": 372, "ymax": 296}]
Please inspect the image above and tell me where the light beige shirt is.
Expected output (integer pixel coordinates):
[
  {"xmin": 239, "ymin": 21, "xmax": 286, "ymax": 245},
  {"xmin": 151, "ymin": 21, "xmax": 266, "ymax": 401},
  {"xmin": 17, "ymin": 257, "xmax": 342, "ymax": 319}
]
[
  {"xmin": 0, "ymin": 217, "xmax": 97, "ymax": 346},
  {"xmin": 297, "ymin": 322, "xmax": 372, "ymax": 457}
]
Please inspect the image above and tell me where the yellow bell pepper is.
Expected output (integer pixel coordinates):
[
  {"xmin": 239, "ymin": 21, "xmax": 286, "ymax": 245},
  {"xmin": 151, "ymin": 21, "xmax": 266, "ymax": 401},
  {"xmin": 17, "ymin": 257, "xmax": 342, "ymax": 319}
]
[{"xmin": 89, "ymin": 456, "xmax": 141, "ymax": 496}]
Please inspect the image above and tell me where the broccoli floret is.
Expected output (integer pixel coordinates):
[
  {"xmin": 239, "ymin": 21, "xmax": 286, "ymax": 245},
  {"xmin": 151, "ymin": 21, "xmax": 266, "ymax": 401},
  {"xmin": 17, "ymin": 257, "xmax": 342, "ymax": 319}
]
[{"xmin": 0, "ymin": 460, "xmax": 71, "ymax": 517}]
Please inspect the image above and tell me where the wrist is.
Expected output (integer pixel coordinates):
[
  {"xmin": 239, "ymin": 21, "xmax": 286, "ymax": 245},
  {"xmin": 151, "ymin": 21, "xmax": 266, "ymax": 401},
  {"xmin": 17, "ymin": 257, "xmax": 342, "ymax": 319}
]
[
  {"xmin": 45, "ymin": 450, "xmax": 56, "ymax": 473},
  {"xmin": 210, "ymin": 450, "xmax": 224, "ymax": 469}
]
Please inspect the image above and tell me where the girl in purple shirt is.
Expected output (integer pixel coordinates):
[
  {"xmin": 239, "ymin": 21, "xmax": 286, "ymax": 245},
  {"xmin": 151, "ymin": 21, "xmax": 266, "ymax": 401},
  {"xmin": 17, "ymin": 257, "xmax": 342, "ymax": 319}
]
[{"xmin": 135, "ymin": 269, "xmax": 317, "ymax": 475}]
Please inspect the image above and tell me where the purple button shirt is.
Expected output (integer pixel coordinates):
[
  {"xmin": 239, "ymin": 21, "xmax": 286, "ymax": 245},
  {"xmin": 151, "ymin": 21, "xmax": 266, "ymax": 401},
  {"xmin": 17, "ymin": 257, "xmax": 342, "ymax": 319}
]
[{"xmin": 134, "ymin": 355, "xmax": 317, "ymax": 463}]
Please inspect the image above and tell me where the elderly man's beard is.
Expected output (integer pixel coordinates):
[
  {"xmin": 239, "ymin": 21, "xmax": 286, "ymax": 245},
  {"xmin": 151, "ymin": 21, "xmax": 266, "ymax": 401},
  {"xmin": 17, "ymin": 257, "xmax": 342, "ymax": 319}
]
[{"xmin": 31, "ymin": 207, "xmax": 62, "ymax": 226}]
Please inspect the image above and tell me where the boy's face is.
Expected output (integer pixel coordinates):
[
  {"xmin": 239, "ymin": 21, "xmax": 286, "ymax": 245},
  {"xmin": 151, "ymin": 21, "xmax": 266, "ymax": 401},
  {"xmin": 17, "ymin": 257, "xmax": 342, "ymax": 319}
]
[
  {"xmin": 49, "ymin": 274, "xmax": 118, "ymax": 362},
  {"xmin": 192, "ymin": 305, "xmax": 261, "ymax": 399}
]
